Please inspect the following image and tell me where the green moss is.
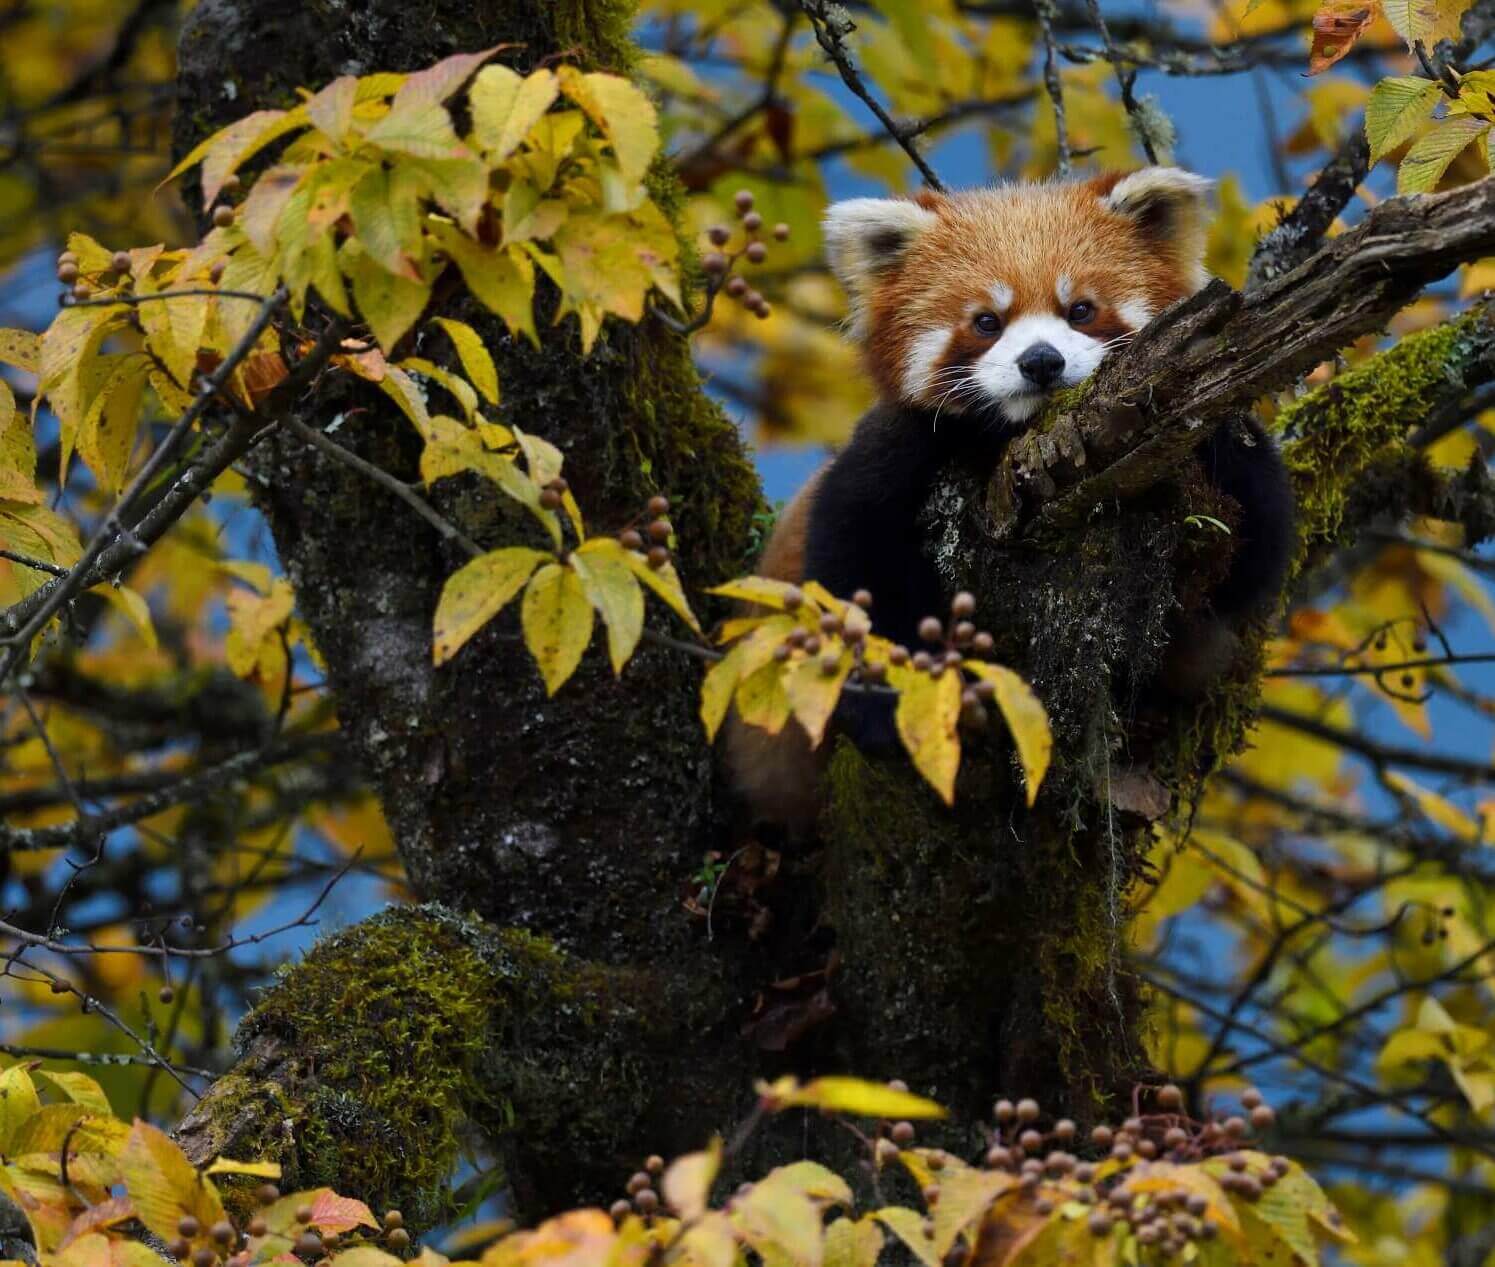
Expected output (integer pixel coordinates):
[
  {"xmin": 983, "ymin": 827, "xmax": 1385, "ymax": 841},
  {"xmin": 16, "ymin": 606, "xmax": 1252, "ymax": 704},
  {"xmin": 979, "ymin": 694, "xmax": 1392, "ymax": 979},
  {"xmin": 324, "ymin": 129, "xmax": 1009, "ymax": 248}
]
[
  {"xmin": 1281, "ymin": 307, "xmax": 1493, "ymax": 571},
  {"xmin": 554, "ymin": 0, "xmax": 640, "ymax": 72},
  {"xmin": 191, "ymin": 906, "xmax": 667, "ymax": 1227}
]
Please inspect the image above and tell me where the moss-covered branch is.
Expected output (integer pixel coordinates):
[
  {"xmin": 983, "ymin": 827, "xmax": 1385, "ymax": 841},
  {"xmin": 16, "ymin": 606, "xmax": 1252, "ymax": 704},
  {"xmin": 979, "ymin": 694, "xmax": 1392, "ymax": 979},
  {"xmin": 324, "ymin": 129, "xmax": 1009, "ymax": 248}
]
[{"xmin": 176, "ymin": 906, "xmax": 740, "ymax": 1228}]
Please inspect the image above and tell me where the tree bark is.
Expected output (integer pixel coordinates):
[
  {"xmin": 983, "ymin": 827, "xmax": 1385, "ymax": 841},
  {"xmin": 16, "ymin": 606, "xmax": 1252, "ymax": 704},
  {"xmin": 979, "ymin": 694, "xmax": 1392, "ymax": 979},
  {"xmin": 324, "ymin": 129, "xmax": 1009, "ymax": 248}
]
[{"xmin": 168, "ymin": 0, "xmax": 1495, "ymax": 1231}]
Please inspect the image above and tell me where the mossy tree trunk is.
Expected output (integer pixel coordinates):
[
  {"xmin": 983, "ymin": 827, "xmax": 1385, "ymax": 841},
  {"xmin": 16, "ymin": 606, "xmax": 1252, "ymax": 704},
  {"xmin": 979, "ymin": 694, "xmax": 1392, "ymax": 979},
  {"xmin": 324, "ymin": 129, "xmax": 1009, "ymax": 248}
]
[{"xmin": 169, "ymin": 0, "xmax": 1495, "ymax": 1231}]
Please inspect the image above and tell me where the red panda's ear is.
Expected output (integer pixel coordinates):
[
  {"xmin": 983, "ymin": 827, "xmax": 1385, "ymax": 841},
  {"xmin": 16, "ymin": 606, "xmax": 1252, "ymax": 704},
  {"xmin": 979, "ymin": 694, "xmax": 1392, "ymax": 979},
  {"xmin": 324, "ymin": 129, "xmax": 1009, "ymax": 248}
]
[
  {"xmin": 822, "ymin": 197, "xmax": 940, "ymax": 337},
  {"xmin": 1097, "ymin": 167, "xmax": 1214, "ymax": 290}
]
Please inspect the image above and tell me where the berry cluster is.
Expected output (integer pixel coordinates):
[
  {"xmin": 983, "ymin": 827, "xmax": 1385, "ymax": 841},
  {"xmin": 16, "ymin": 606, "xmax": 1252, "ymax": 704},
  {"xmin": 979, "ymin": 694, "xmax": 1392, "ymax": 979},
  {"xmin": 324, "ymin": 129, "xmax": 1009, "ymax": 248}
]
[
  {"xmin": 608, "ymin": 1154, "xmax": 666, "ymax": 1221},
  {"xmin": 769, "ymin": 584, "xmax": 874, "ymax": 679},
  {"xmin": 164, "ymin": 1185, "xmax": 411, "ymax": 1267},
  {"xmin": 618, "ymin": 495, "xmax": 675, "ymax": 570},
  {"xmin": 537, "ymin": 476, "xmax": 570, "ymax": 513},
  {"xmin": 700, "ymin": 189, "xmax": 791, "ymax": 323}
]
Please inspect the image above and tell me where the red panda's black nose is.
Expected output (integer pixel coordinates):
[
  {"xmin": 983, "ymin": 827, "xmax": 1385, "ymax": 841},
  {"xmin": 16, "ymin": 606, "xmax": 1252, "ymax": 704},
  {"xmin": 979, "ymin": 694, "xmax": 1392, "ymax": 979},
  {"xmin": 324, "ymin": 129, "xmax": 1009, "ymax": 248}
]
[{"xmin": 1017, "ymin": 342, "xmax": 1065, "ymax": 388}]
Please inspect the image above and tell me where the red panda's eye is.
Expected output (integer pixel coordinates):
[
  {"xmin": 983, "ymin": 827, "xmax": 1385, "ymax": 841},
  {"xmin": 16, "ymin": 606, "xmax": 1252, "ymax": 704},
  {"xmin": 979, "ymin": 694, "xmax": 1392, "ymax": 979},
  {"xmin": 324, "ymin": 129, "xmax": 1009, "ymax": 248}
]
[
  {"xmin": 1068, "ymin": 301, "xmax": 1096, "ymax": 326},
  {"xmin": 973, "ymin": 312, "xmax": 1002, "ymax": 336}
]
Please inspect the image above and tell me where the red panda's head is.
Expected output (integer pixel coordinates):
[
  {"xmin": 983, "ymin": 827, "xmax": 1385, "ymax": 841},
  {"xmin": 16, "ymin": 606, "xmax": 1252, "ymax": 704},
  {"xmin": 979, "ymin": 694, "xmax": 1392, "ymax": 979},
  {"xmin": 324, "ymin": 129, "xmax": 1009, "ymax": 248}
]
[{"xmin": 822, "ymin": 168, "xmax": 1214, "ymax": 424}]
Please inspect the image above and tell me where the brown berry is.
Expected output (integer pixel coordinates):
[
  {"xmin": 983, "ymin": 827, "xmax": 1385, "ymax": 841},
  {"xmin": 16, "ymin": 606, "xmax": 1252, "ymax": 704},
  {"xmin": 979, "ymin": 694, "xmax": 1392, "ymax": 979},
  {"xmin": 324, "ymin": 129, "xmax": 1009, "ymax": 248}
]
[
  {"xmin": 647, "ymin": 546, "xmax": 669, "ymax": 569},
  {"xmin": 745, "ymin": 242, "xmax": 768, "ymax": 264},
  {"xmin": 1111, "ymin": 1142, "xmax": 1133, "ymax": 1161},
  {"xmin": 1158, "ymin": 1084, "xmax": 1183, "ymax": 1110},
  {"xmin": 708, "ymin": 225, "xmax": 731, "ymax": 246},
  {"xmin": 782, "ymin": 586, "xmax": 803, "ymax": 611},
  {"xmin": 212, "ymin": 205, "xmax": 235, "ymax": 227},
  {"xmin": 647, "ymin": 519, "xmax": 672, "ymax": 543},
  {"xmin": 703, "ymin": 252, "xmax": 728, "ymax": 275},
  {"xmin": 734, "ymin": 190, "xmax": 755, "ymax": 213},
  {"xmin": 891, "ymin": 1120, "xmax": 916, "ymax": 1145},
  {"xmin": 159, "ymin": 985, "xmax": 175, "ymax": 1003},
  {"xmin": 875, "ymin": 1138, "xmax": 899, "ymax": 1163},
  {"xmin": 753, "ymin": 301, "xmax": 772, "ymax": 320},
  {"xmin": 647, "ymin": 495, "xmax": 670, "ymax": 517},
  {"xmin": 1240, "ymin": 1088, "xmax": 1262, "ymax": 1109},
  {"xmin": 1223, "ymin": 1116, "xmax": 1248, "ymax": 1138},
  {"xmin": 951, "ymin": 591, "xmax": 976, "ymax": 617},
  {"xmin": 170, "ymin": 1241, "xmax": 191, "ymax": 1260},
  {"xmin": 972, "ymin": 632, "xmax": 994, "ymax": 655},
  {"xmin": 1164, "ymin": 1127, "xmax": 1187, "ymax": 1149},
  {"xmin": 620, "ymin": 529, "xmax": 643, "ymax": 551},
  {"xmin": 773, "ymin": 222, "xmax": 790, "ymax": 241},
  {"xmin": 179, "ymin": 1217, "xmax": 201, "ymax": 1240},
  {"xmin": 890, "ymin": 645, "xmax": 909, "ymax": 666},
  {"xmin": 1088, "ymin": 1214, "xmax": 1113, "ymax": 1237},
  {"xmin": 985, "ymin": 1146, "xmax": 1012, "ymax": 1169},
  {"xmin": 248, "ymin": 1218, "xmax": 267, "ymax": 1239},
  {"xmin": 539, "ymin": 488, "xmax": 562, "ymax": 510},
  {"xmin": 211, "ymin": 1223, "xmax": 234, "ymax": 1246},
  {"xmin": 821, "ymin": 651, "xmax": 840, "ymax": 675},
  {"xmin": 294, "ymin": 1234, "xmax": 322, "ymax": 1259},
  {"xmin": 295, "ymin": 1207, "xmax": 314, "ymax": 1225},
  {"xmin": 112, "ymin": 250, "xmax": 133, "ymax": 273},
  {"xmin": 1250, "ymin": 1105, "xmax": 1276, "ymax": 1129},
  {"xmin": 918, "ymin": 616, "xmax": 944, "ymax": 644},
  {"xmin": 57, "ymin": 262, "xmax": 78, "ymax": 284},
  {"xmin": 256, "ymin": 1184, "xmax": 280, "ymax": 1206},
  {"xmin": 609, "ymin": 1200, "xmax": 631, "ymax": 1222},
  {"xmin": 1091, "ymin": 1125, "xmax": 1113, "ymax": 1148},
  {"xmin": 742, "ymin": 212, "xmax": 763, "ymax": 233},
  {"xmin": 773, "ymin": 644, "xmax": 791, "ymax": 662},
  {"xmin": 72, "ymin": 281, "xmax": 91, "ymax": 300},
  {"xmin": 1015, "ymin": 1098, "xmax": 1040, "ymax": 1123},
  {"xmin": 627, "ymin": 1171, "xmax": 651, "ymax": 1194},
  {"xmin": 193, "ymin": 1249, "xmax": 217, "ymax": 1267},
  {"xmin": 1019, "ymin": 1129, "xmax": 1042, "ymax": 1151},
  {"xmin": 725, "ymin": 276, "xmax": 749, "ymax": 297},
  {"xmin": 387, "ymin": 1229, "xmax": 410, "ymax": 1251}
]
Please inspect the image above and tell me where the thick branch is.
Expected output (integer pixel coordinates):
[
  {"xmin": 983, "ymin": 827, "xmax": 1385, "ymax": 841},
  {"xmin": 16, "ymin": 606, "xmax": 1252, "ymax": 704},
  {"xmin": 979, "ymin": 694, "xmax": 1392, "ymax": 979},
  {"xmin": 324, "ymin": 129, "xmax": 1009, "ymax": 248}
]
[{"xmin": 986, "ymin": 175, "xmax": 1495, "ymax": 539}]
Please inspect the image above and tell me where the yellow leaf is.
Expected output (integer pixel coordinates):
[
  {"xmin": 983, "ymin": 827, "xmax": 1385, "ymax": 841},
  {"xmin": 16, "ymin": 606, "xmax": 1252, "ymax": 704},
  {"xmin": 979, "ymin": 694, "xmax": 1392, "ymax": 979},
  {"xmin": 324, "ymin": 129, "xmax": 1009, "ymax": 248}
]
[
  {"xmin": 378, "ymin": 364, "xmax": 434, "ymax": 437},
  {"xmin": 400, "ymin": 357, "xmax": 480, "ymax": 422},
  {"xmin": 0, "ymin": 379, "xmax": 41, "ymax": 505},
  {"xmin": 675, "ymin": 1212, "xmax": 740, "ymax": 1267},
  {"xmin": 430, "ymin": 227, "xmax": 539, "ymax": 346},
  {"xmin": 1382, "ymin": 0, "xmax": 1466, "ymax": 49},
  {"xmin": 823, "ymin": 1218, "xmax": 883, "ymax": 1267},
  {"xmin": 432, "ymin": 547, "xmax": 549, "ymax": 666},
  {"xmin": 204, "ymin": 1158, "xmax": 283, "ymax": 1179},
  {"xmin": 963, "ymin": 662, "xmax": 1052, "ymax": 806},
  {"xmin": 120, "ymin": 1119, "xmax": 226, "ymax": 1241},
  {"xmin": 225, "ymin": 577, "xmax": 295, "ymax": 679},
  {"xmin": 892, "ymin": 665, "xmax": 963, "ymax": 805},
  {"xmin": 1385, "ymin": 770, "xmax": 1483, "ymax": 842},
  {"xmin": 783, "ymin": 649, "xmax": 853, "ymax": 747},
  {"xmin": 621, "ymin": 551, "xmax": 700, "ymax": 634},
  {"xmin": 732, "ymin": 1175, "xmax": 823, "ymax": 1267},
  {"xmin": 735, "ymin": 658, "xmax": 793, "ymax": 735},
  {"xmin": 35, "ymin": 1070, "xmax": 111, "ymax": 1116},
  {"xmin": 1365, "ymin": 76, "xmax": 1443, "ymax": 163},
  {"xmin": 662, "ymin": 1137, "xmax": 722, "ymax": 1221},
  {"xmin": 706, "ymin": 576, "xmax": 812, "ymax": 611},
  {"xmin": 520, "ymin": 562, "xmax": 594, "ymax": 695},
  {"xmin": 240, "ymin": 166, "xmax": 306, "ymax": 257},
  {"xmin": 79, "ymin": 358, "xmax": 149, "ymax": 495},
  {"xmin": 342, "ymin": 240, "xmax": 433, "ymax": 352},
  {"xmin": 92, "ymin": 583, "xmax": 158, "ymax": 650},
  {"xmin": 350, "ymin": 165, "xmax": 423, "ymax": 280},
  {"xmin": 363, "ymin": 95, "xmax": 468, "ymax": 159},
  {"xmin": 471, "ymin": 66, "xmax": 560, "ymax": 162},
  {"xmin": 700, "ymin": 644, "xmax": 745, "ymax": 741},
  {"xmin": 0, "ymin": 1064, "xmax": 41, "ymax": 1154},
  {"xmin": 571, "ymin": 538, "xmax": 645, "ymax": 674},
  {"xmin": 306, "ymin": 75, "xmax": 358, "ymax": 140},
  {"xmin": 556, "ymin": 67, "xmax": 660, "ymax": 186},
  {"xmin": 0, "ymin": 328, "xmax": 39, "ymax": 373},
  {"xmin": 925, "ymin": 1168, "xmax": 1015, "ymax": 1257},
  {"xmin": 872, "ymin": 1209, "xmax": 941, "ymax": 1267},
  {"xmin": 1398, "ymin": 115, "xmax": 1491, "ymax": 193},
  {"xmin": 772, "ymin": 1076, "xmax": 947, "ymax": 1120},
  {"xmin": 432, "ymin": 318, "xmax": 500, "ymax": 404}
]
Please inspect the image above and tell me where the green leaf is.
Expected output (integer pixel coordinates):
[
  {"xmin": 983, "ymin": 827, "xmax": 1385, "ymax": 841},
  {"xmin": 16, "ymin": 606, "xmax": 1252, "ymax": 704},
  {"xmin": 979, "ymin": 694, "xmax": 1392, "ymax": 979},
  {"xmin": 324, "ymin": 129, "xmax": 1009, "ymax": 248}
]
[
  {"xmin": 521, "ymin": 562, "xmax": 594, "ymax": 695},
  {"xmin": 349, "ymin": 165, "xmax": 423, "ymax": 280},
  {"xmin": 432, "ymin": 317, "xmax": 500, "ymax": 404},
  {"xmin": 363, "ymin": 96, "xmax": 468, "ymax": 160},
  {"xmin": 432, "ymin": 546, "xmax": 549, "ymax": 665},
  {"xmin": 1365, "ymin": 76, "xmax": 1443, "ymax": 163},
  {"xmin": 471, "ymin": 65, "xmax": 559, "ymax": 161},
  {"xmin": 571, "ymin": 538, "xmax": 645, "ymax": 674},
  {"xmin": 1397, "ymin": 115, "xmax": 1491, "ymax": 193}
]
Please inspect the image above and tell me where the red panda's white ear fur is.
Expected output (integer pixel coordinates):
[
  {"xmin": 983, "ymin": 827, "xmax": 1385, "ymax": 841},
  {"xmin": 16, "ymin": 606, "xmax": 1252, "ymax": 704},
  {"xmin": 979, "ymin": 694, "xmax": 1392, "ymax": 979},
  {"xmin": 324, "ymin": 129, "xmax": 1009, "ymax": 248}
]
[
  {"xmin": 1101, "ymin": 167, "xmax": 1214, "ymax": 293},
  {"xmin": 823, "ymin": 198, "xmax": 940, "ymax": 339}
]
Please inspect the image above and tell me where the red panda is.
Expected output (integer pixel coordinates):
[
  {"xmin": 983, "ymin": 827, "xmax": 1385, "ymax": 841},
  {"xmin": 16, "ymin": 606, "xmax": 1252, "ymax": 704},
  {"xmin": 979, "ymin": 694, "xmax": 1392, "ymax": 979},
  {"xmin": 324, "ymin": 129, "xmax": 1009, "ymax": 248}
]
[{"xmin": 724, "ymin": 168, "xmax": 1293, "ymax": 836}]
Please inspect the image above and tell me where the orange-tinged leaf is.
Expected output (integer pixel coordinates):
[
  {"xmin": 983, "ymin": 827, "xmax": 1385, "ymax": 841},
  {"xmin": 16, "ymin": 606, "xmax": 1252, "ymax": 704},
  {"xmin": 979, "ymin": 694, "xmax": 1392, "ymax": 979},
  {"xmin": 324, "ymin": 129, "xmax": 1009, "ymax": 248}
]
[
  {"xmin": 963, "ymin": 662, "xmax": 1052, "ymax": 805},
  {"xmin": 433, "ymin": 547, "xmax": 549, "ymax": 665},
  {"xmin": 59, "ymin": 1197, "xmax": 135, "ymax": 1248},
  {"xmin": 1306, "ymin": 5, "xmax": 1374, "ymax": 74},
  {"xmin": 119, "ymin": 1119, "xmax": 226, "ymax": 1241},
  {"xmin": 307, "ymin": 1190, "xmax": 380, "ymax": 1235},
  {"xmin": 892, "ymin": 665, "xmax": 963, "ymax": 805},
  {"xmin": 389, "ymin": 45, "xmax": 507, "ymax": 111},
  {"xmin": 662, "ymin": 1137, "xmax": 722, "ymax": 1221},
  {"xmin": 520, "ymin": 562, "xmax": 594, "ymax": 695}
]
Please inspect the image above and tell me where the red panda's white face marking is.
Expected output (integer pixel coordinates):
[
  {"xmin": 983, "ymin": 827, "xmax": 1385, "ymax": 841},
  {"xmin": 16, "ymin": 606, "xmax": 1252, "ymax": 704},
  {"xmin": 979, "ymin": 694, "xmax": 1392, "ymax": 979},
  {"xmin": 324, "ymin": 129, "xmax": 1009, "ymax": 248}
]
[{"xmin": 823, "ymin": 169, "xmax": 1213, "ymax": 426}]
